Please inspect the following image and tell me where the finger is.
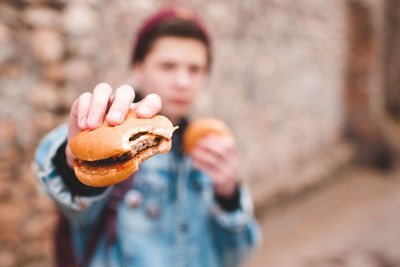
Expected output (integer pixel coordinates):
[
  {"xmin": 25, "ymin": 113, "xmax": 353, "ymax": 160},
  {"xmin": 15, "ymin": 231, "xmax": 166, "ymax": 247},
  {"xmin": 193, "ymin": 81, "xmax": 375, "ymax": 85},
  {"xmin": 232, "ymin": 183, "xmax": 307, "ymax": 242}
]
[
  {"xmin": 193, "ymin": 155, "xmax": 235, "ymax": 187},
  {"xmin": 67, "ymin": 98, "xmax": 79, "ymax": 141},
  {"xmin": 109, "ymin": 94, "xmax": 115, "ymax": 104},
  {"xmin": 135, "ymin": 93, "xmax": 162, "ymax": 118},
  {"xmin": 191, "ymin": 155, "xmax": 220, "ymax": 176},
  {"xmin": 76, "ymin": 92, "xmax": 92, "ymax": 129},
  {"xmin": 203, "ymin": 134, "xmax": 236, "ymax": 150},
  {"xmin": 192, "ymin": 158, "xmax": 232, "ymax": 191},
  {"xmin": 129, "ymin": 102, "xmax": 139, "ymax": 110},
  {"xmin": 69, "ymin": 98, "xmax": 79, "ymax": 124},
  {"xmin": 196, "ymin": 136, "xmax": 235, "ymax": 163},
  {"xmin": 106, "ymin": 85, "xmax": 135, "ymax": 125},
  {"xmin": 191, "ymin": 148, "xmax": 238, "ymax": 194},
  {"xmin": 87, "ymin": 83, "xmax": 112, "ymax": 129},
  {"xmin": 213, "ymin": 175, "xmax": 238, "ymax": 197},
  {"xmin": 191, "ymin": 147, "xmax": 224, "ymax": 172}
]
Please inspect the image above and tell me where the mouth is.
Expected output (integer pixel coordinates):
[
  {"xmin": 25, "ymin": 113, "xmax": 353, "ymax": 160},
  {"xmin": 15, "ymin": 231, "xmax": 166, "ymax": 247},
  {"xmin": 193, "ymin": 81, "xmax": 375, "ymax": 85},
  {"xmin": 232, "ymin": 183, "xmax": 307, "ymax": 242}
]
[{"xmin": 168, "ymin": 98, "xmax": 190, "ymax": 106}]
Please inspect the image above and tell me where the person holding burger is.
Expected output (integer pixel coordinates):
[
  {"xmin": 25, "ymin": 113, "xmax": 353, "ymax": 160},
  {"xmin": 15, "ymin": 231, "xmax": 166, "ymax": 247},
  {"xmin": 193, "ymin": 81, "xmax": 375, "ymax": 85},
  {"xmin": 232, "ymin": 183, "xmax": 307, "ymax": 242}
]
[{"xmin": 35, "ymin": 6, "xmax": 260, "ymax": 267}]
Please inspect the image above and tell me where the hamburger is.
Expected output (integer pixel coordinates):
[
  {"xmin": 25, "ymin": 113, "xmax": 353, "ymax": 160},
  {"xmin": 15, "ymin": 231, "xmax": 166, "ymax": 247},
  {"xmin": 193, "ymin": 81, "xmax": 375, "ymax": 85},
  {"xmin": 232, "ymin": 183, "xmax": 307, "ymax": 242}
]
[
  {"xmin": 70, "ymin": 110, "xmax": 175, "ymax": 187},
  {"xmin": 183, "ymin": 117, "xmax": 233, "ymax": 154}
]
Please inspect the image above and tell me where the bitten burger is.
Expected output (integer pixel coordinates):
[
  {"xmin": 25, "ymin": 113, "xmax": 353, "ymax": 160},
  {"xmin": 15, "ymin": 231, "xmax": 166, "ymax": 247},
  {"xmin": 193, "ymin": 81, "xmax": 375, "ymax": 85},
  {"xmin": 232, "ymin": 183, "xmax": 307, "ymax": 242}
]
[{"xmin": 70, "ymin": 110, "xmax": 175, "ymax": 187}]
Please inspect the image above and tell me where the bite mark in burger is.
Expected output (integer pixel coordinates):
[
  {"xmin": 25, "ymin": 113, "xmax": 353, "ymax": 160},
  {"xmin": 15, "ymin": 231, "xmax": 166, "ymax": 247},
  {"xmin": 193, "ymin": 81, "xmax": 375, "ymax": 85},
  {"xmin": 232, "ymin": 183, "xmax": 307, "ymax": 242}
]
[{"xmin": 70, "ymin": 111, "xmax": 176, "ymax": 187}]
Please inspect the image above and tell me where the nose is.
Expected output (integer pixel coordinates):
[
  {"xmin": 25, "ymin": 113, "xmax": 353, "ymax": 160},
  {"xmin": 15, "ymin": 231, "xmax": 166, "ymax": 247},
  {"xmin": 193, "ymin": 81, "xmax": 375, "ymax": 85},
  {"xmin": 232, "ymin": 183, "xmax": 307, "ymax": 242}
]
[{"xmin": 175, "ymin": 68, "xmax": 191, "ymax": 89}]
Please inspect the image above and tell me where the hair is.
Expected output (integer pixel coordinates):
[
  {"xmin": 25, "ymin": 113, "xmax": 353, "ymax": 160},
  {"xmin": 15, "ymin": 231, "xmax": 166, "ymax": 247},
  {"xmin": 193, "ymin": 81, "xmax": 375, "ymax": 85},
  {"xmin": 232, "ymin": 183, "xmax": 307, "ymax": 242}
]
[{"xmin": 131, "ymin": 17, "xmax": 212, "ymax": 70}]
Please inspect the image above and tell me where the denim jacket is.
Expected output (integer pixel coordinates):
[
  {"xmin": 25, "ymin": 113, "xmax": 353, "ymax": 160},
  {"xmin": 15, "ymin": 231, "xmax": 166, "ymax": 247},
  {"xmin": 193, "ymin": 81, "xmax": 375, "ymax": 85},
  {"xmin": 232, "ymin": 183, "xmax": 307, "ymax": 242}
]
[{"xmin": 35, "ymin": 124, "xmax": 261, "ymax": 267}]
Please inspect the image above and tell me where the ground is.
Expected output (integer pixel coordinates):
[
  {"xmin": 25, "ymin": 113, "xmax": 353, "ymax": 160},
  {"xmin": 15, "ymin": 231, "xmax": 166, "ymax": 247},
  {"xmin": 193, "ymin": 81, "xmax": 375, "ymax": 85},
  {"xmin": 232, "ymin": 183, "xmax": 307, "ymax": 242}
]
[{"xmin": 246, "ymin": 165, "xmax": 400, "ymax": 267}]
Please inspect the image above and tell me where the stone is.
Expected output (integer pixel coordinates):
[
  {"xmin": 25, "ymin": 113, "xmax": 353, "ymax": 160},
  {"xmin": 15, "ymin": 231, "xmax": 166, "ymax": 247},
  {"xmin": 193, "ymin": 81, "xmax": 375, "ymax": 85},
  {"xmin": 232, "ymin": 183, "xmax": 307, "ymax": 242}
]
[
  {"xmin": 22, "ymin": 0, "xmax": 52, "ymax": 5},
  {"xmin": 68, "ymin": 36, "xmax": 100, "ymax": 57},
  {"xmin": 32, "ymin": 29, "xmax": 65, "ymax": 64},
  {"xmin": 63, "ymin": 59, "xmax": 95, "ymax": 83},
  {"xmin": 17, "ymin": 240, "xmax": 52, "ymax": 263},
  {"xmin": 62, "ymin": 3, "xmax": 98, "ymax": 36},
  {"xmin": 30, "ymin": 111, "xmax": 59, "ymax": 133},
  {"xmin": 44, "ymin": 63, "xmax": 65, "ymax": 83},
  {"xmin": 0, "ymin": 145, "xmax": 20, "ymax": 172},
  {"xmin": 0, "ymin": 63, "xmax": 24, "ymax": 79},
  {"xmin": 0, "ymin": 22, "xmax": 12, "ymax": 43},
  {"xmin": 27, "ymin": 82, "xmax": 61, "ymax": 111},
  {"xmin": 58, "ymin": 88, "xmax": 78, "ymax": 112},
  {"xmin": 0, "ymin": 179, "xmax": 10, "ymax": 199},
  {"xmin": 21, "ymin": 214, "xmax": 50, "ymax": 241},
  {"xmin": 0, "ymin": 203, "xmax": 24, "ymax": 245},
  {"xmin": 0, "ymin": 119, "xmax": 17, "ymax": 142},
  {"xmin": 22, "ymin": 258, "xmax": 54, "ymax": 267},
  {"xmin": 18, "ymin": 163, "xmax": 39, "ymax": 191},
  {"xmin": 0, "ymin": 251, "xmax": 17, "ymax": 267},
  {"xmin": 22, "ymin": 7, "xmax": 59, "ymax": 29},
  {"xmin": 0, "ymin": 3, "xmax": 19, "ymax": 25},
  {"xmin": 0, "ymin": 22, "xmax": 15, "ymax": 65}
]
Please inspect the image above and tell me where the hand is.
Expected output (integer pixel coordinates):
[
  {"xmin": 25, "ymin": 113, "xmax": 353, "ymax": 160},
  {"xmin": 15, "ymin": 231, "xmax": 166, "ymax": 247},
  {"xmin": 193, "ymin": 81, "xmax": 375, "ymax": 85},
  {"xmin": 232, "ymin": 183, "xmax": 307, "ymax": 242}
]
[
  {"xmin": 190, "ymin": 134, "xmax": 239, "ymax": 197},
  {"xmin": 65, "ymin": 83, "xmax": 162, "ymax": 168}
]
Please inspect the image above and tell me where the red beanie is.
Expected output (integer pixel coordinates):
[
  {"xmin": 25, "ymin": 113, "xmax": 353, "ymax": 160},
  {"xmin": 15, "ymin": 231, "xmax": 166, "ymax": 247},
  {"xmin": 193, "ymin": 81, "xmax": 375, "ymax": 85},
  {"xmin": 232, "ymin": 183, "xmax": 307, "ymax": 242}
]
[{"xmin": 131, "ymin": 5, "xmax": 212, "ymax": 67}]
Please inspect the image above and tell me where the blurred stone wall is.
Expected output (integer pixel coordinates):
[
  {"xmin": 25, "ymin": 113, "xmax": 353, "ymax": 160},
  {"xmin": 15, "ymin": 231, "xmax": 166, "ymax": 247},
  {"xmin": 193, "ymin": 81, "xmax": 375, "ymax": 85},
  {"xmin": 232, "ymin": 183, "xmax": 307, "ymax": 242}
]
[
  {"xmin": 198, "ymin": 0, "xmax": 350, "ymax": 204},
  {"xmin": 384, "ymin": 0, "xmax": 400, "ymax": 120},
  {"xmin": 0, "ymin": 0, "xmax": 365, "ymax": 266},
  {"xmin": 344, "ymin": 0, "xmax": 395, "ymax": 170}
]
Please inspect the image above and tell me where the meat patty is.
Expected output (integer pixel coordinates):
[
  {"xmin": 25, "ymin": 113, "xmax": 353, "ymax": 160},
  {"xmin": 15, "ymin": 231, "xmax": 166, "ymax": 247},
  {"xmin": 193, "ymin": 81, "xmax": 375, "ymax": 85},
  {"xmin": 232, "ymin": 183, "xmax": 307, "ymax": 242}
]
[{"xmin": 75, "ymin": 133, "xmax": 162, "ymax": 169}]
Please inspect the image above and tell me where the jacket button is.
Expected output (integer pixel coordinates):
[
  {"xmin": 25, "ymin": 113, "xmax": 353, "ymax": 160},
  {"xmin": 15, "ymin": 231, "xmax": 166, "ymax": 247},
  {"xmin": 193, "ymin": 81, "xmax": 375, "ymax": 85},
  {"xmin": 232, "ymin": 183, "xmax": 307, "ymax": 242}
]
[
  {"xmin": 180, "ymin": 223, "xmax": 189, "ymax": 232},
  {"xmin": 124, "ymin": 190, "xmax": 142, "ymax": 208},
  {"xmin": 146, "ymin": 201, "xmax": 161, "ymax": 219}
]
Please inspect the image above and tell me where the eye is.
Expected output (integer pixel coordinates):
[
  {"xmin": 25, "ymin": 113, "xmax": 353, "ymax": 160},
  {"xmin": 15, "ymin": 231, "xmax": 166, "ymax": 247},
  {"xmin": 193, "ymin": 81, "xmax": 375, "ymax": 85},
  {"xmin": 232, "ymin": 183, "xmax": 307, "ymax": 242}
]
[
  {"xmin": 188, "ymin": 65, "xmax": 202, "ymax": 75},
  {"xmin": 159, "ymin": 62, "xmax": 175, "ymax": 71}
]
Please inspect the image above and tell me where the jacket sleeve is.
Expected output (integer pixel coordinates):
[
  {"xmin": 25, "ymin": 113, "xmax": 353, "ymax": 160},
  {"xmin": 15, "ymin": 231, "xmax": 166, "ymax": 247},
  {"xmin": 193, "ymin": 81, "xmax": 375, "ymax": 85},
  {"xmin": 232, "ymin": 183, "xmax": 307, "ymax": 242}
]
[
  {"xmin": 211, "ymin": 184, "xmax": 262, "ymax": 267},
  {"xmin": 34, "ymin": 124, "xmax": 112, "ymax": 230}
]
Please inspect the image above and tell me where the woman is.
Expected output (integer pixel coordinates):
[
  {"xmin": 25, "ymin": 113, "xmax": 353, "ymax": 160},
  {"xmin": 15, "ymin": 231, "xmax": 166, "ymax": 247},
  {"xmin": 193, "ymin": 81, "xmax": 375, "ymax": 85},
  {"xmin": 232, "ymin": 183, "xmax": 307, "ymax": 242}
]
[{"xmin": 36, "ymin": 6, "xmax": 260, "ymax": 267}]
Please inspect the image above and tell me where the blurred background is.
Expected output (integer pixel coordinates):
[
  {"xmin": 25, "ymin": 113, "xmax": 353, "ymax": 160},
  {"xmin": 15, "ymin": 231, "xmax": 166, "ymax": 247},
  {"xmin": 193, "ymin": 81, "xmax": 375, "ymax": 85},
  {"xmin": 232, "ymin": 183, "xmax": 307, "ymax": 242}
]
[{"xmin": 1, "ymin": 0, "xmax": 400, "ymax": 266}]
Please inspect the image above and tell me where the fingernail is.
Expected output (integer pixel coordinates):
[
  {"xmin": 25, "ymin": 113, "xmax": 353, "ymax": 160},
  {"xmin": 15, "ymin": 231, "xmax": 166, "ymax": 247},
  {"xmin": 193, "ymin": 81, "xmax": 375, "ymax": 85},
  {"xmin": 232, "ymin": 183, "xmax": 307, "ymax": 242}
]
[
  {"xmin": 88, "ymin": 113, "xmax": 100, "ymax": 125},
  {"xmin": 110, "ymin": 110, "xmax": 122, "ymax": 122},
  {"xmin": 137, "ymin": 106, "xmax": 151, "ymax": 116}
]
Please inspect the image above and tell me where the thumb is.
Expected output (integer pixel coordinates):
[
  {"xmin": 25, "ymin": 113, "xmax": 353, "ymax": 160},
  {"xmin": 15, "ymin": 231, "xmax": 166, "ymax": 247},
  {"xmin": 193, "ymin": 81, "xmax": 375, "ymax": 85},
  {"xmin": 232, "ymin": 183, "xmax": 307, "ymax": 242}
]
[{"xmin": 130, "ymin": 93, "xmax": 162, "ymax": 118}]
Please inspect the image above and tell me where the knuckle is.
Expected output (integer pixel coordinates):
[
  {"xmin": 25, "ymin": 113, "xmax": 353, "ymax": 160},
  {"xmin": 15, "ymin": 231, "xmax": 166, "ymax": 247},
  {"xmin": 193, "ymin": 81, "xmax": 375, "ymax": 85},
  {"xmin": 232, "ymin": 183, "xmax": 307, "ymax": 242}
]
[
  {"xmin": 93, "ymin": 82, "xmax": 112, "ymax": 95},
  {"xmin": 129, "ymin": 103, "xmax": 138, "ymax": 110},
  {"xmin": 116, "ymin": 84, "xmax": 134, "ymax": 95},
  {"xmin": 90, "ymin": 99, "xmax": 107, "ymax": 110},
  {"xmin": 114, "ymin": 86, "xmax": 135, "ymax": 105},
  {"xmin": 72, "ymin": 98, "xmax": 79, "ymax": 107},
  {"xmin": 222, "ymin": 145, "xmax": 231, "ymax": 154},
  {"xmin": 92, "ymin": 94, "xmax": 111, "ymax": 106},
  {"xmin": 147, "ymin": 93, "xmax": 159, "ymax": 99},
  {"xmin": 79, "ymin": 92, "xmax": 92, "ymax": 100},
  {"xmin": 146, "ymin": 93, "xmax": 161, "ymax": 103}
]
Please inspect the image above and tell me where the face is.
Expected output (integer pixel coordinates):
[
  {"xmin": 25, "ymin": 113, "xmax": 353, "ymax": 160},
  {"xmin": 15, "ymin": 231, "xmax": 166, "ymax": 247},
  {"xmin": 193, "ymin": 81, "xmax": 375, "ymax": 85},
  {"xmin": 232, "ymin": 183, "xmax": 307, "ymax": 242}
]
[{"xmin": 133, "ymin": 36, "xmax": 208, "ymax": 124}]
